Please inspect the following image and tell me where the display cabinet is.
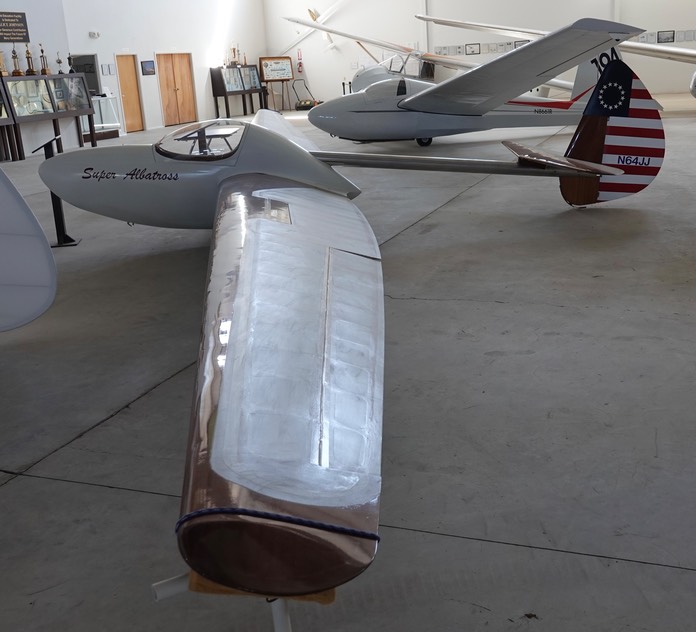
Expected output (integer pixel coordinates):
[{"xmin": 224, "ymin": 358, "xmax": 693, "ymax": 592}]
[
  {"xmin": 240, "ymin": 65, "xmax": 261, "ymax": 90},
  {"xmin": 80, "ymin": 95, "xmax": 121, "ymax": 140},
  {"xmin": 221, "ymin": 66, "xmax": 244, "ymax": 92},
  {"xmin": 0, "ymin": 81, "xmax": 20, "ymax": 162},
  {"xmin": 210, "ymin": 65, "xmax": 267, "ymax": 118},
  {"xmin": 47, "ymin": 75, "xmax": 92, "ymax": 114},
  {"xmin": 0, "ymin": 82, "xmax": 14, "ymax": 125},
  {"xmin": 4, "ymin": 76, "xmax": 55, "ymax": 121},
  {"xmin": 1, "ymin": 73, "xmax": 96, "ymax": 159}
]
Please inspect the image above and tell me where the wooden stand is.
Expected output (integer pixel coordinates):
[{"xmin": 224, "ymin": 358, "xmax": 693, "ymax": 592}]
[
  {"xmin": 258, "ymin": 57, "xmax": 294, "ymax": 112},
  {"xmin": 210, "ymin": 66, "xmax": 267, "ymax": 118},
  {"xmin": 152, "ymin": 571, "xmax": 335, "ymax": 632},
  {"xmin": 265, "ymin": 80, "xmax": 292, "ymax": 111},
  {"xmin": 188, "ymin": 571, "xmax": 335, "ymax": 604}
]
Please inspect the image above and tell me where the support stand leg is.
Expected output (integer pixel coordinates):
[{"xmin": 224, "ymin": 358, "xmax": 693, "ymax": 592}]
[
  {"xmin": 269, "ymin": 599, "xmax": 293, "ymax": 632},
  {"xmin": 151, "ymin": 573, "xmax": 190, "ymax": 601},
  {"xmin": 32, "ymin": 137, "xmax": 81, "ymax": 247},
  {"xmin": 153, "ymin": 572, "xmax": 299, "ymax": 631}
]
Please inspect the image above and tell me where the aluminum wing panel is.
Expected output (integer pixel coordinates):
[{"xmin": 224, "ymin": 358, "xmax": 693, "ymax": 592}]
[
  {"xmin": 178, "ymin": 183, "xmax": 384, "ymax": 595},
  {"xmin": 212, "ymin": 215, "xmax": 383, "ymax": 507},
  {"xmin": 251, "ymin": 187, "xmax": 380, "ymax": 259}
]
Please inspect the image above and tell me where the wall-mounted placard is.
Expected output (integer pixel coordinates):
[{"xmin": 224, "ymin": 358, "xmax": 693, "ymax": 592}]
[{"xmin": 0, "ymin": 12, "xmax": 29, "ymax": 43}]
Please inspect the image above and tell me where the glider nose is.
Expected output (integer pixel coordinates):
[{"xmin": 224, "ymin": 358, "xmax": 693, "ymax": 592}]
[
  {"xmin": 308, "ymin": 99, "xmax": 341, "ymax": 133},
  {"xmin": 309, "ymin": 95, "xmax": 362, "ymax": 138},
  {"xmin": 38, "ymin": 152, "xmax": 79, "ymax": 203}
]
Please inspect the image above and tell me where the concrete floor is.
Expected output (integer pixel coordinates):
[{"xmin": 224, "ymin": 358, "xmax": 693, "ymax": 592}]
[{"xmin": 2, "ymin": 100, "xmax": 696, "ymax": 631}]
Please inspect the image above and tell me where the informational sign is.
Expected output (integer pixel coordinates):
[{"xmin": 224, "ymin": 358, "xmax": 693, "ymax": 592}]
[
  {"xmin": 259, "ymin": 57, "xmax": 293, "ymax": 82},
  {"xmin": 0, "ymin": 12, "xmax": 29, "ymax": 43}
]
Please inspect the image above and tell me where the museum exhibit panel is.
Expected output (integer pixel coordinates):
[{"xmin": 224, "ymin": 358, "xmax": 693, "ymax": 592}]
[
  {"xmin": 1, "ymin": 72, "xmax": 95, "ymax": 158},
  {"xmin": 210, "ymin": 63, "xmax": 266, "ymax": 117}
]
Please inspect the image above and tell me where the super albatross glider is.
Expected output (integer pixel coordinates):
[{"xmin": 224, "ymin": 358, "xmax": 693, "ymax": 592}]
[{"xmin": 38, "ymin": 58, "xmax": 663, "ymax": 597}]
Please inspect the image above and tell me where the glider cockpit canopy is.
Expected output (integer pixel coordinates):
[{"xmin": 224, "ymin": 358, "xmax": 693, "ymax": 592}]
[{"xmin": 155, "ymin": 119, "xmax": 246, "ymax": 161}]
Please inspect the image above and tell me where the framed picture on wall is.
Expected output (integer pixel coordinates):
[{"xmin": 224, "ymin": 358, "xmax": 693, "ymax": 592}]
[
  {"xmin": 657, "ymin": 30, "xmax": 676, "ymax": 44},
  {"xmin": 464, "ymin": 43, "xmax": 480, "ymax": 56},
  {"xmin": 141, "ymin": 60, "xmax": 155, "ymax": 76}
]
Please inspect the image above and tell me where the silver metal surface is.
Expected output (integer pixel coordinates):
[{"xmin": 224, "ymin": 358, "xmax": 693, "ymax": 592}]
[{"xmin": 178, "ymin": 183, "xmax": 384, "ymax": 594}]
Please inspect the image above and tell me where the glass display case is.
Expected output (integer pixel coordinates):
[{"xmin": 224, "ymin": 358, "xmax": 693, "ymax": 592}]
[
  {"xmin": 0, "ymin": 81, "xmax": 18, "ymax": 162},
  {"xmin": 3, "ymin": 74, "xmax": 93, "ymax": 121},
  {"xmin": 1, "ymin": 73, "xmax": 96, "ymax": 160},
  {"xmin": 240, "ymin": 65, "xmax": 261, "ymax": 90},
  {"xmin": 0, "ymin": 82, "xmax": 13, "ymax": 124},
  {"xmin": 222, "ymin": 67, "xmax": 244, "ymax": 92},
  {"xmin": 5, "ymin": 77, "xmax": 55, "ymax": 120},
  {"xmin": 80, "ymin": 95, "xmax": 121, "ymax": 138},
  {"xmin": 210, "ymin": 65, "xmax": 267, "ymax": 118},
  {"xmin": 48, "ymin": 75, "xmax": 91, "ymax": 113}
]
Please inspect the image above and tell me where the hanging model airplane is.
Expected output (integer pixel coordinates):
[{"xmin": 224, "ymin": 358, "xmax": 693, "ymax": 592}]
[
  {"xmin": 416, "ymin": 13, "xmax": 696, "ymax": 97},
  {"xmin": 37, "ymin": 58, "xmax": 663, "ymax": 598},
  {"xmin": 0, "ymin": 169, "xmax": 56, "ymax": 332},
  {"xmin": 285, "ymin": 17, "xmax": 643, "ymax": 145}
]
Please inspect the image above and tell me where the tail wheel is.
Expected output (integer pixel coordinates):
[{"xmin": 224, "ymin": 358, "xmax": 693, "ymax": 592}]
[{"xmin": 416, "ymin": 137, "xmax": 432, "ymax": 147}]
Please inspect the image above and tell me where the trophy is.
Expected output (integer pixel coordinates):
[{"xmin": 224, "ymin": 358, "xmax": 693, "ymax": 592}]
[
  {"xmin": 0, "ymin": 50, "xmax": 9, "ymax": 77},
  {"xmin": 11, "ymin": 45, "xmax": 23, "ymax": 76},
  {"xmin": 39, "ymin": 43, "xmax": 50, "ymax": 74},
  {"xmin": 25, "ymin": 43, "xmax": 37, "ymax": 75},
  {"xmin": 56, "ymin": 51, "xmax": 64, "ymax": 74}
]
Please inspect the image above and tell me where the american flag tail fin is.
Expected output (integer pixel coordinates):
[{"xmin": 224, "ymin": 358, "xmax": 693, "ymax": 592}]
[{"xmin": 560, "ymin": 59, "xmax": 664, "ymax": 206}]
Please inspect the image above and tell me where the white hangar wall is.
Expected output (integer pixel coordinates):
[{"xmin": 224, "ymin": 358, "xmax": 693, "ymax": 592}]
[
  {"xmin": 614, "ymin": 2, "xmax": 696, "ymax": 94},
  {"xmin": 1, "ymin": 1, "xmax": 268, "ymax": 151},
  {"xmin": 263, "ymin": 0, "xmax": 696, "ymax": 101},
  {"xmin": 61, "ymin": 0, "xmax": 268, "ymax": 129}
]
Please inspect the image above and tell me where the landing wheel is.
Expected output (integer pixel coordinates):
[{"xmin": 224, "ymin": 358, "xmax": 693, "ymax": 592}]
[{"xmin": 416, "ymin": 137, "xmax": 432, "ymax": 147}]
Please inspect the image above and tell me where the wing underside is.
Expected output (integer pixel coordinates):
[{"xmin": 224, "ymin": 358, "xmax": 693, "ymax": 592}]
[{"xmin": 178, "ymin": 179, "xmax": 384, "ymax": 595}]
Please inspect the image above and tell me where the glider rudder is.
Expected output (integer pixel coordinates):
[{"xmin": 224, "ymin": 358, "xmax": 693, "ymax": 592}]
[{"xmin": 560, "ymin": 59, "xmax": 664, "ymax": 206}]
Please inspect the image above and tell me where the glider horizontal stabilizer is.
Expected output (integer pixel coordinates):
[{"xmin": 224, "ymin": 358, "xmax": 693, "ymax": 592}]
[{"xmin": 502, "ymin": 141, "xmax": 623, "ymax": 175}]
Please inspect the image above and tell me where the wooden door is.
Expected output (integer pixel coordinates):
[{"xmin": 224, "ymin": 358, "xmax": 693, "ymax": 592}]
[
  {"xmin": 157, "ymin": 53, "xmax": 196, "ymax": 126},
  {"xmin": 115, "ymin": 55, "xmax": 144, "ymax": 132}
]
